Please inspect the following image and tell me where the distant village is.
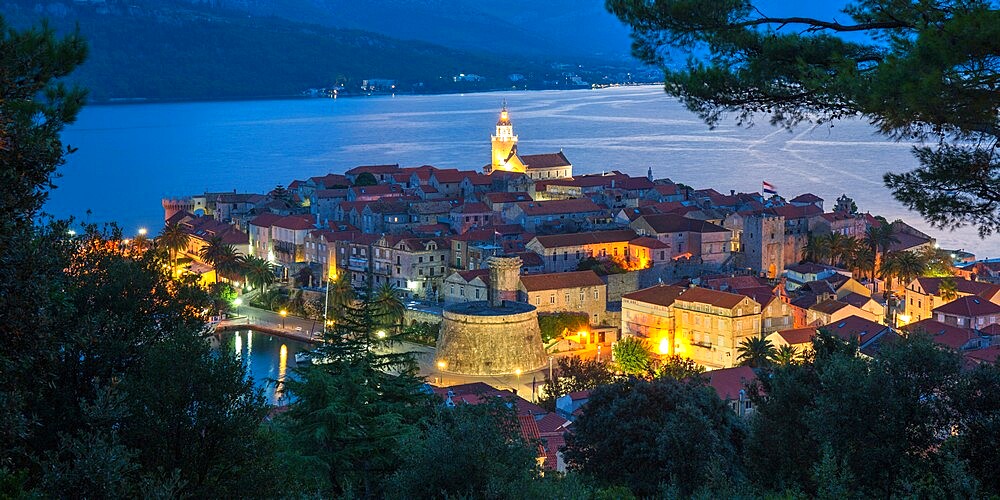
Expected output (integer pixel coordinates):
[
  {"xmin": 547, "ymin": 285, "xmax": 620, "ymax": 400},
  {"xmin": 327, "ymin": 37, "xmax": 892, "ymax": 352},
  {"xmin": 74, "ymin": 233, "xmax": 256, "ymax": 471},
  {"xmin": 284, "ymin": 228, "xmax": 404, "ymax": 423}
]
[{"xmin": 163, "ymin": 104, "xmax": 1000, "ymax": 470}]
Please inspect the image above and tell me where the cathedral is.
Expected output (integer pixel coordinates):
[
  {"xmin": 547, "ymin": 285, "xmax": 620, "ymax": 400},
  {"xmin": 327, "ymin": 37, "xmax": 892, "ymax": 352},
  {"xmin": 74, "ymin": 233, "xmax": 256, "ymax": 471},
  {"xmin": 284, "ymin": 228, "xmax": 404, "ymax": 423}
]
[{"xmin": 486, "ymin": 101, "xmax": 573, "ymax": 180}]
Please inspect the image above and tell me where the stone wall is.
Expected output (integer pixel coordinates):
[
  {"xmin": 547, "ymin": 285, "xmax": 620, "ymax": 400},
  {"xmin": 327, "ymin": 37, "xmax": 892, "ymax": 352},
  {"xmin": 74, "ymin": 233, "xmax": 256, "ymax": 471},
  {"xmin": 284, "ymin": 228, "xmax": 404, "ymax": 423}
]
[
  {"xmin": 404, "ymin": 308, "xmax": 442, "ymax": 326},
  {"xmin": 436, "ymin": 302, "xmax": 547, "ymax": 375}
]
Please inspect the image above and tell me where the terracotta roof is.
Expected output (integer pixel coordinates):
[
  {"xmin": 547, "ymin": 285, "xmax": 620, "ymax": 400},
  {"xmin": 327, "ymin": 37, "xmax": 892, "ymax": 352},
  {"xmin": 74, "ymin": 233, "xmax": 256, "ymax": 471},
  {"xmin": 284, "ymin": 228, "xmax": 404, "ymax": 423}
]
[
  {"xmin": 702, "ymin": 275, "xmax": 769, "ymax": 291},
  {"xmin": 514, "ymin": 251, "xmax": 545, "ymax": 268},
  {"xmin": 785, "ymin": 262, "xmax": 831, "ymax": 275},
  {"xmin": 963, "ymin": 346, "xmax": 1000, "ymax": 364},
  {"xmin": 520, "ymin": 270, "xmax": 604, "ymax": 292},
  {"xmin": 903, "ymin": 319, "xmax": 977, "ymax": 350},
  {"xmin": 762, "ymin": 204, "xmax": 824, "ymax": 219},
  {"xmin": 519, "ymin": 151, "xmax": 571, "ymax": 169},
  {"xmin": 248, "ymin": 212, "xmax": 284, "ymax": 228},
  {"xmin": 629, "ymin": 236, "xmax": 669, "ymax": 249},
  {"xmin": 677, "ymin": 287, "xmax": 753, "ymax": 309},
  {"xmin": 704, "ymin": 366, "xmax": 756, "ymax": 400},
  {"xmin": 914, "ymin": 277, "xmax": 1000, "ymax": 298},
  {"xmin": 810, "ymin": 299, "xmax": 852, "ymax": 315},
  {"xmin": 887, "ymin": 232, "xmax": 932, "ymax": 253},
  {"xmin": 774, "ymin": 327, "xmax": 818, "ymax": 345},
  {"xmin": 432, "ymin": 382, "xmax": 549, "ymax": 417},
  {"xmin": 822, "ymin": 315, "xmax": 890, "ymax": 345},
  {"xmin": 451, "ymin": 202, "xmax": 492, "ymax": 214},
  {"xmin": 622, "ymin": 284, "xmax": 687, "ymax": 307},
  {"xmin": 653, "ymin": 184, "xmax": 679, "ymax": 196},
  {"xmin": 634, "ymin": 213, "xmax": 730, "ymax": 234},
  {"xmin": 933, "ymin": 296, "xmax": 1000, "ymax": 317},
  {"xmin": 309, "ymin": 173, "xmax": 350, "ymax": 188},
  {"xmin": 272, "ymin": 215, "xmax": 315, "ymax": 231},
  {"xmin": 840, "ymin": 292, "xmax": 875, "ymax": 309},
  {"xmin": 515, "ymin": 198, "xmax": 603, "ymax": 216},
  {"xmin": 536, "ymin": 412, "xmax": 570, "ymax": 434},
  {"xmin": 532, "ymin": 229, "xmax": 637, "ymax": 249},
  {"xmin": 313, "ymin": 189, "xmax": 348, "ymax": 199},
  {"xmin": 454, "ymin": 269, "xmax": 490, "ymax": 284},
  {"xmin": 790, "ymin": 193, "xmax": 823, "ymax": 203},
  {"xmin": 484, "ymin": 191, "xmax": 533, "ymax": 204},
  {"xmin": 430, "ymin": 169, "xmax": 471, "ymax": 184},
  {"xmin": 566, "ymin": 390, "xmax": 591, "ymax": 401},
  {"xmin": 981, "ymin": 323, "xmax": 1000, "ymax": 336}
]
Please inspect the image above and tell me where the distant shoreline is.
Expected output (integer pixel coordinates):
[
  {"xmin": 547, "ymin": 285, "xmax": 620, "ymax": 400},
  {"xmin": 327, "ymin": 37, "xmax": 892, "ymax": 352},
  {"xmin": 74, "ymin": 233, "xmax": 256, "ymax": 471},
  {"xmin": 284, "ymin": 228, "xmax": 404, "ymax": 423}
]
[{"xmin": 92, "ymin": 82, "xmax": 663, "ymax": 107}]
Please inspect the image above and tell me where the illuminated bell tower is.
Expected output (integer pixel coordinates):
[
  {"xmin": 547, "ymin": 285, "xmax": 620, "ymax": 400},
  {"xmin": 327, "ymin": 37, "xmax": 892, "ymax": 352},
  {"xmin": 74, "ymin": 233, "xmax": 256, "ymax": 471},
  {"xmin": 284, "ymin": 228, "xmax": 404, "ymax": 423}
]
[{"xmin": 490, "ymin": 100, "xmax": 524, "ymax": 173}]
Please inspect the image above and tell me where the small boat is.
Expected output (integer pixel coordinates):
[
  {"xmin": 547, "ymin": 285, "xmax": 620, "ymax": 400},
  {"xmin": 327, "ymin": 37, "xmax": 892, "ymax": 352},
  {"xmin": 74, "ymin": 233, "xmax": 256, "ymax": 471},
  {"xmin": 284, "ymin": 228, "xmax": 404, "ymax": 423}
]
[{"xmin": 294, "ymin": 351, "xmax": 311, "ymax": 364}]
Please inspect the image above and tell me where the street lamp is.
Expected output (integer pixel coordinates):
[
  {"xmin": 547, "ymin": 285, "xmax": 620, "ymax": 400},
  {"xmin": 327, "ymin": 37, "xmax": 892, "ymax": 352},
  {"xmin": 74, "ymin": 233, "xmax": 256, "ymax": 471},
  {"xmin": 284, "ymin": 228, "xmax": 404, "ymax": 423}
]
[
  {"xmin": 233, "ymin": 297, "xmax": 243, "ymax": 317},
  {"xmin": 137, "ymin": 227, "xmax": 147, "ymax": 236},
  {"xmin": 437, "ymin": 360, "xmax": 447, "ymax": 371},
  {"xmin": 548, "ymin": 356, "xmax": 554, "ymax": 383},
  {"xmin": 597, "ymin": 344, "xmax": 602, "ymax": 362},
  {"xmin": 376, "ymin": 330, "xmax": 386, "ymax": 339},
  {"xmin": 514, "ymin": 368, "xmax": 522, "ymax": 394},
  {"xmin": 280, "ymin": 309, "xmax": 287, "ymax": 328}
]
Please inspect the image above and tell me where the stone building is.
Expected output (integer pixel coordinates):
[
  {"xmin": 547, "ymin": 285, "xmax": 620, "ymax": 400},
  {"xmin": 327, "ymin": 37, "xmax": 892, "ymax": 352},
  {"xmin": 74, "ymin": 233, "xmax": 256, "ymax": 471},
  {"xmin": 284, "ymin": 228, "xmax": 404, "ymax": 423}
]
[
  {"xmin": 518, "ymin": 270, "xmax": 608, "ymax": 325},
  {"xmin": 743, "ymin": 213, "xmax": 785, "ymax": 278}
]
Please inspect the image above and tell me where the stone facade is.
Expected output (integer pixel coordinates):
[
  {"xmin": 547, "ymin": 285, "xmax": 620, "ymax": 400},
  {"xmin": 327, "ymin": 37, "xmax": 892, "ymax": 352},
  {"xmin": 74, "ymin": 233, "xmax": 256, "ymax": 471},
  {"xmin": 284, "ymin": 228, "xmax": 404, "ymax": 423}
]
[
  {"xmin": 744, "ymin": 214, "xmax": 785, "ymax": 278},
  {"xmin": 436, "ymin": 301, "xmax": 548, "ymax": 375}
]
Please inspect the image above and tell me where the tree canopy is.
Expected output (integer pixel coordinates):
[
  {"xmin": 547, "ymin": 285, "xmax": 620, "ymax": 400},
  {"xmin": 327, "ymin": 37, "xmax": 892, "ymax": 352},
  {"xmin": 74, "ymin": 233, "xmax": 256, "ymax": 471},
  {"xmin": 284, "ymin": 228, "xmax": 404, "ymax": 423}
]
[{"xmin": 607, "ymin": 0, "xmax": 1000, "ymax": 236}]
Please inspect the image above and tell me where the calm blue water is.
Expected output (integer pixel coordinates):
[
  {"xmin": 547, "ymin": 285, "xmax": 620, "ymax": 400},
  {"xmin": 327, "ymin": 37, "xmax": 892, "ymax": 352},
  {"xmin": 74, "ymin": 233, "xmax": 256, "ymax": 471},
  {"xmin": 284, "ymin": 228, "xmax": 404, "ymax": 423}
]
[
  {"xmin": 218, "ymin": 330, "xmax": 312, "ymax": 405},
  {"xmin": 54, "ymin": 86, "xmax": 996, "ymax": 256}
]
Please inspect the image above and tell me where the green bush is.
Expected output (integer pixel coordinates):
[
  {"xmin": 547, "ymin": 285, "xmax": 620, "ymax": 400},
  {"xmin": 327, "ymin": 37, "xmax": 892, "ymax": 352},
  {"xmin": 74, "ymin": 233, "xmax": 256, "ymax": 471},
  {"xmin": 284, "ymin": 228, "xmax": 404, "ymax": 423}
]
[{"xmin": 537, "ymin": 312, "xmax": 589, "ymax": 343}]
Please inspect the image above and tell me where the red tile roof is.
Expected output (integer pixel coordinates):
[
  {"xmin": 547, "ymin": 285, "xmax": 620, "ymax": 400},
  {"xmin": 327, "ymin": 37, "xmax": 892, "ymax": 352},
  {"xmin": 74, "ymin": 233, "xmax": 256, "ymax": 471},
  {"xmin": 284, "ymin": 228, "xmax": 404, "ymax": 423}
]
[
  {"xmin": 270, "ymin": 215, "xmax": 315, "ymax": 231},
  {"xmin": 822, "ymin": 315, "xmax": 890, "ymax": 345},
  {"xmin": 704, "ymin": 366, "xmax": 756, "ymax": 400},
  {"xmin": 790, "ymin": 193, "xmax": 823, "ymax": 203},
  {"xmin": 520, "ymin": 151, "xmax": 571, "ymax": 169},
  {"xmin": 773, "ymin": 327, "xmax": 818, "ymax": 345},
  {"xmin": 676, "ymin": 287, "xmax": 752, "ymax": 309},
  {"xmin": 963, "ymin": 346, "xmax": 1000, "ymax": 364},
  {"xmin": 635, "ymin": 213, "xmax": 730, "ymax": 234},
  {"xmin": 622, "ymin": 284, "xmax": 687, "ymax": 308},
  {"xmin": 903, "ymin": 319, "xmax": 976, "ymax": 350},
  {"xmin": 484, "ymin": 191, "xmax": 533, "ymax": 204},
  {"xmin": 531, "ymin": 229, "xmax": 637, "ymax": 249},
  {"xmin": 514, "ymin": 251, "xmax": 545, "ymax": 268},
  {"xmin": 345, "ymin": 164, "xmax": 400, "ymax": 175},
  {"xmin": 933, "ymin": 296, "xmax": 1000, "ymax": 317},
  {"xmin": 914, "ymin": 277, "xmax": 1000, "ymax": 298},
  {"xmin": 520, "ymin": 270, "xmax": 605, "ymax": 292},
  {"xmin": 515, "ymin": 198, "xmax": 603, "ymax": 216},
  {"xmin": 629, "ymin": 236, "xmax": 669, "ymax": 249}
]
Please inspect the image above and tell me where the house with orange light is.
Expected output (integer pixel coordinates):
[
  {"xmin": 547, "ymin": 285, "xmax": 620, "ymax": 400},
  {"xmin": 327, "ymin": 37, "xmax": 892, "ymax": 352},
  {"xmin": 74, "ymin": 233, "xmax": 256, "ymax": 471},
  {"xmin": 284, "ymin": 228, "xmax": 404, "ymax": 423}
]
[
  {"xmin": 526, "ymin": 229, "xmax": 637, "ymax": 273},
  {"xmin": 621, "ymin": 284, "xmax": 686, "ymax": 354},
  {"xmin": 620, "ymin": 284, "xmax": 763, "ymax": 369}
]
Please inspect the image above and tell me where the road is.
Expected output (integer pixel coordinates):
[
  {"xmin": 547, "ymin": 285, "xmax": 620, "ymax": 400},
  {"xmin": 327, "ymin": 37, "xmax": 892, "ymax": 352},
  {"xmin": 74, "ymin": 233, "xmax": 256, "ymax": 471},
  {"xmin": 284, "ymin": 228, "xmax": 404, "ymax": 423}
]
[{"xmin": 224, "ymin": 305, "xmax": 609, "ymax": 403}]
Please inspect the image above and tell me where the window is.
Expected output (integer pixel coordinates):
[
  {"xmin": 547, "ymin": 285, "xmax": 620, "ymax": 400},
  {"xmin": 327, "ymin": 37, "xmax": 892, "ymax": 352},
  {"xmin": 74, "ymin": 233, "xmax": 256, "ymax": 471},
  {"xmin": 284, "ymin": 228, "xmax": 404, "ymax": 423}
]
[
  {"xmin": 535, "ymin": 296, "xmax": 540, "ymax": 305},
  {"xmin": 460, "ymin": 286, "xmax": 465, "ymax": 297},
  {"xmin": 594, "ymin": 289, "xmax": 599, "ymax": 300},
  {"xmin": 418, "ymin": 257, "xmax": 423, "ymax": 263},
  {"xmin": 429, "ymin": 255, "xmax": 434, "ymax": 262},
  {"xmin": 580, "ymin": 290, "xmax": 585, "ymax": 302},
  {"xmin": 565, "ymin": 292, "xmax": 570, "ymax": 303},
  {"xmin": 563, "ymin": 252, "xmax": 568, "ymax": 261},
  {"xmin": 550, "ymin": 294, "xmax": 555, "ymax": 304},
  {"xmin": 419, "ymin": 269, "xmax": 424, "ymax": 276},
  {"xmin": 475, "ymin": 288, "xmax": 481, "ymax": 299},
  {"xmin": 450, "ymin": 284, "xmax": 454, "ymax": 294}
]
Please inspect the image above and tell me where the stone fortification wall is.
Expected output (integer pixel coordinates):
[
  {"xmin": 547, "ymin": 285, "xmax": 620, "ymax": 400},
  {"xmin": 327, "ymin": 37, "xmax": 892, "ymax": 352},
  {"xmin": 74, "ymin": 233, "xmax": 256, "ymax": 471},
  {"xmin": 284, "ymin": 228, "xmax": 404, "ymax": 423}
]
[{"xmin": 436, "ymin": 301, "xmax": 547, "ymax": 375}]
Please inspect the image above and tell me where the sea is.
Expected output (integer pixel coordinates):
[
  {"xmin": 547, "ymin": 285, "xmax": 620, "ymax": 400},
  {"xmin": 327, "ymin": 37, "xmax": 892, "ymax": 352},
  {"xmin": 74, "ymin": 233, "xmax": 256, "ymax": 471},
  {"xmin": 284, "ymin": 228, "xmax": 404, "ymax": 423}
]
[{"xmin": 54, "ymin": 85, "xmax": 997, "ymax": 257}]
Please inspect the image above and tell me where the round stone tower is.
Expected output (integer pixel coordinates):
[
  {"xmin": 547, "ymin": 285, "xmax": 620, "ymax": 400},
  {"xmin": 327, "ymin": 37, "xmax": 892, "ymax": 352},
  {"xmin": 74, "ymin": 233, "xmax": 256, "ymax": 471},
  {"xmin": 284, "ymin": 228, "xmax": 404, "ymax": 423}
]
[{"xmin": 435, "ymin": 256, "xmax": 547, "ymax": 375}]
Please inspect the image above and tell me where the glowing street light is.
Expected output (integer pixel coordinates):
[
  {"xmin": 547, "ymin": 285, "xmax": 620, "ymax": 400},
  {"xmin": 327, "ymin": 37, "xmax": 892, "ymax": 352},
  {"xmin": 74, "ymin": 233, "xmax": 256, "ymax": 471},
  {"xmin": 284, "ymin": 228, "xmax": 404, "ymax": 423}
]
[
  {"xmin": 233, "ymin": 297, "xmax": 243, "ymax": 316},
  {"xmin": 376, "ymin": 330, "xmax": 386, "ymax": 339},
  {"xmin": 514, "ymin": 368, "xmax": 522, "ymax": 395},
  {"xmin": 67, "ymin": 229, "xmax": 76, "ymax": 236},
  {"xmin": 437, "ymin": 360, "xmax": 447, "ymax": 371},
  {"xmin": 280, "ymin": 309, "xmax": 287, "ymax": 328},
  {"xmin": 137, "ymin": 227, "xmax": 148, "ymax": 236}
]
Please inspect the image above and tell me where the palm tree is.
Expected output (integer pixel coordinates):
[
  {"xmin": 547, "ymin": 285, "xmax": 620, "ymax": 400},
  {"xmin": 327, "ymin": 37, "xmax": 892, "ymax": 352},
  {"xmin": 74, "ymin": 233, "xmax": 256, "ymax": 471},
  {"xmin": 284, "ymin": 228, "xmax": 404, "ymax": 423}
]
[
  {"xmin": 771, "ymin": 345, "xmax": 799, "ymax": 366},
  {"xmin": 825, "ymin": 233, "xmax": 854, "ymax": 267},
  {"xmin": 880, "ymin": 251, "xmax": 925, "ymax": 292},
  {"xmin": 865, "ymin": 223, "xmax": 899, "ymax": 282},
  {"xmin": 372, "ymin": 281, "xmax": 405, "ymax": 331},
  {"xmin": 849, "ymin": 244, "xmax": 875, "ymax": 281},
  {"xmin": 803, "ymin": 234, "xmax": 831, "ymax": 263},
  {"xmin": 328, "ymin": 274, "xmax": 356, "ymax": 312},
  {"xmin": 199, "ymin": 236, "xmax": 241, "ymax": 282},
  {"xmin": 612, "ymin": 336, "xmax": 653, "ymax": 376},
  {"xmin": 939, "ymin": 277, "xmax": 959, "ymax": 301},
  {"xmin": 737, "ymin": 334, "xmax": 776, "ymax": 368},
  {"xmin": 242, "ymin": 255, "xmax": 275, "ymax": 292},
  {"xmin": 158, "ymin": 222, "xmax": 189, "ymax": 267}
]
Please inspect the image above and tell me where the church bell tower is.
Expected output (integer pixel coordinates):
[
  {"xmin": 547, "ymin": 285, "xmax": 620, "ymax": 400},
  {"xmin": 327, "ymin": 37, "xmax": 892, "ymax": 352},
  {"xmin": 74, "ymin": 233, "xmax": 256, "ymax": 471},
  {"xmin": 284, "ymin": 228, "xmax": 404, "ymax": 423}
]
[{"xmin": 490, "ymin": 100, "xmax": 523, "ymax": 173}]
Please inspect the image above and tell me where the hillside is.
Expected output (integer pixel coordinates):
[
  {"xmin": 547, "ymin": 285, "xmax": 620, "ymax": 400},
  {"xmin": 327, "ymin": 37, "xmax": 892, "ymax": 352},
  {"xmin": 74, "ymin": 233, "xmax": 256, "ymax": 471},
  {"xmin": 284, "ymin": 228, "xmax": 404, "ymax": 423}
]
[{"xmin": 3, "ymin": 0, "xmax": 642, "ymax": 101}]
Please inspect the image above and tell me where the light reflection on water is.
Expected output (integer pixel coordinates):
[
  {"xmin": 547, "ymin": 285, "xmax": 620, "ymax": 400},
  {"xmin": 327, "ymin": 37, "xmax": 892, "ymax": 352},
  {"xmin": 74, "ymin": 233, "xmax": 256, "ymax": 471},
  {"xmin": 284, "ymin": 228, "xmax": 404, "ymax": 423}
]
[{"xmin": 220, "ymin": 330, "xmax": 313, "ymax": 406}]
